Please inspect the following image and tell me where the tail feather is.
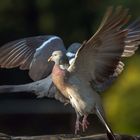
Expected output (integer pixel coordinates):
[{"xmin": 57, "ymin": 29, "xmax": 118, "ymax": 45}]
[{"xmin": 95, "ymin": 106, "xmax": 116, "ymax": 140}]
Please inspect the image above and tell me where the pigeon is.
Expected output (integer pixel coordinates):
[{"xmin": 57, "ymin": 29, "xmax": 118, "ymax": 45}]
[
  {"xmin": 47, "ymin": 6, "xmax": 140, "ymax": 139},
  {"xmin": 0, "ymin": 6, "xmax": 140, "ymax": 140}
]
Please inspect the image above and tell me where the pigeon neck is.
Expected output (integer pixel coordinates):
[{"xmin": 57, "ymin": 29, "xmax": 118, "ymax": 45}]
[
  {"xmin": 55, "ymin": 55, "xmax": 69, "ymax": 70},
  {"xmin": 54, "ymin": 62, "xmax": 69, "ymax": 70},
  {"xmin": 59, "ymin": 63, "xmax": 69, "ymax": 70}
]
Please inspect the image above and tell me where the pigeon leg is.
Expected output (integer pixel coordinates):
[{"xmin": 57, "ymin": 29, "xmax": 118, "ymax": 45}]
[
  {"xmin": 82, "ymin": 114, "xmax": 89, "ymax": 132},
  {"xmin": 75, "ymin": 113, "xmax": 82, "ymax": 134},
  {"xmin": 95, "ymin": 106, "xmax": 116, "ymax": 140}
]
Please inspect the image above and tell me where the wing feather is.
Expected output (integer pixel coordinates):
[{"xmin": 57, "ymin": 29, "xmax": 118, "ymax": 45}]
[
  {"xmin": 69, "ymin": 7, "xmax": 140, "ymax": 93},
  {"xmin": 0, "ymin": 35, "xmax": 57, "ymax": 70},
  {"xmin": 1, "ymin": 45, "xmax": 28, "ymax": 67},
  {"xmin": 19, "ymin": 50, "xmax": 34, "ymax": 70},
  {"xmin": 0, "ymin": 35, "xmax": 66, "ymax": 80},
  {"xmin": 6, "ymin": 47, "xmax": 32, "ymax": 68}
]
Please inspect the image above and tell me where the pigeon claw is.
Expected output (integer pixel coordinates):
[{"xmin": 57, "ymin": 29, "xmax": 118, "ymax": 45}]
[
  {"xmin": 82, "ymin": 115, "xmax": 89, "ymax": 132},
  {"xmin": 75, "ymin": 120, "xmax": 82, "ymax": 134}
]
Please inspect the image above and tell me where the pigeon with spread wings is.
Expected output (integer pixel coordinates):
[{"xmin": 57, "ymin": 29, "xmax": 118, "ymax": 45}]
[
  {"xmin": 48, "ymin": 7, "xmax": 140, "ymax": 139},
  {"xmin": 0, "ymin": 6, "xmax": 140, "ymax": 140}
]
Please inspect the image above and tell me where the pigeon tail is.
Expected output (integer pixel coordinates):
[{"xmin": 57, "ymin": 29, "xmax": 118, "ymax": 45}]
[{"xmin": 95, "ymin": 106, "xmax": 116, "ymax": 140}]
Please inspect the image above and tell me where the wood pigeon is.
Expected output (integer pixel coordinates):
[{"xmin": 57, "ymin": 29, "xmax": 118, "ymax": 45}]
[
  {"xmin": 47, "ymin": 6, "xmax": 140, "ymax": 139},
  {"xmin": 0, "ymin": 6, "xmax": 140, "ymax": 140}
]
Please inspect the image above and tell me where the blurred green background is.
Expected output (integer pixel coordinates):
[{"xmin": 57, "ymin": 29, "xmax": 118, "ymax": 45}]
[{"xmin": 0, "ymin": 0, "xmax": 140, "ymax": 136}]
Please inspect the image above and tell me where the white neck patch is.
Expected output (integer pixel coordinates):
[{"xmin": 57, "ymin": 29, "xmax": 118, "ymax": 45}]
[
  {"xmin": 66, "ymin": 52, "xmax": 75, "ymax": 58},
  {"xmin": 59, "ymin": 64, "xmax": 67, "ymax": 70}
]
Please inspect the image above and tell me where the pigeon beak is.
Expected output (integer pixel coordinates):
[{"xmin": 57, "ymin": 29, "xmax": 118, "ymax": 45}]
[{"xmin": 48, "ymin": 56, "xmax": 52, "ymax": 62}]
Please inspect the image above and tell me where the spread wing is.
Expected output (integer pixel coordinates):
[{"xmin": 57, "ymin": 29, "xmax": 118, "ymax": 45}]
[
  {"xmin": 0, "ymin": 35, "xmax": 66, "ymax": 81},
  {"xmin": 69, "ymin": 6, "xmax": 139, "ymax": 92},
  {"xmin": 94, "ymin": 18, "xmax": 140, "ymax": 93}
]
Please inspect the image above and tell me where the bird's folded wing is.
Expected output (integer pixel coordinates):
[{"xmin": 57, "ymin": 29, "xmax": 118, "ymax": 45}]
[
  {"xmin": 69, "ymin": 6, "xmax": 136, "ymax": 91},
  {"xmin": 0, "ymin": 35, "xmax": 66, "ymax": 81}
]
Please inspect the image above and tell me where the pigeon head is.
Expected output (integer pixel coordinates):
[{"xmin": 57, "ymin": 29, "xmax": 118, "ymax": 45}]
[{"xmin": 48, "ymin": 50, "xmax": 69, "ymax": 66}]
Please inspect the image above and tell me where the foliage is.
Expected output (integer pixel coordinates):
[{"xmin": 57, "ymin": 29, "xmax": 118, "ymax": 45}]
[{"xmin": 103, "ymin": 55, "xmax": 140, "ymax": 134}]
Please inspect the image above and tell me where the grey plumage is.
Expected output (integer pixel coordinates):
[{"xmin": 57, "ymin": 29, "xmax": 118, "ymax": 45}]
[
  {"xmin": 0, "ymin": 6, "xmax": 140, "ymax": 140},
  {"xmin": 0, "ymin": 35, "xmax": 66, "ymax": 81},
  {"xmin": 48, "ymin": 6, "xmax": 140, "ymax": 140},
  {"xmin": 0, "ymin": 38, "xmax": 80, "ymax": 101}
]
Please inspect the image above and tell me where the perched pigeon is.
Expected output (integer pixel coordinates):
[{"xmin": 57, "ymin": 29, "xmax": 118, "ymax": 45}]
[{"xmin": 47, "ymin": 7, "xmax": 140, "ymax": 139}]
